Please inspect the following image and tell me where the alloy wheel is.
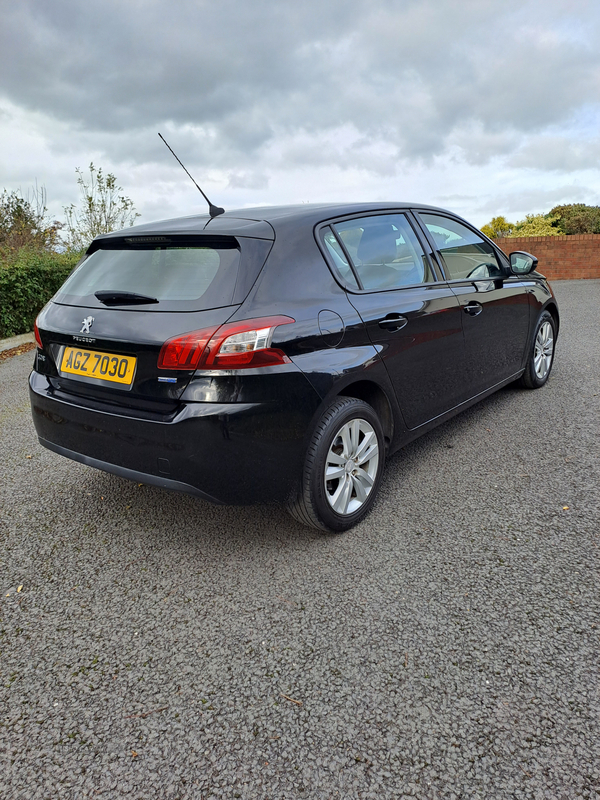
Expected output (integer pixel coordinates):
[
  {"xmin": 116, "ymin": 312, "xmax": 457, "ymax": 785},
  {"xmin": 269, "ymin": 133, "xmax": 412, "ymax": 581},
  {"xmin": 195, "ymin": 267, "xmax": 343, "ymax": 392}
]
[
  {"xmin": 324, "ymin": 418, "xmax": 379, "ymax": 515},
  {"xmin": 534, "ymin": 320, "xmax": 554, "ymax": 380}
]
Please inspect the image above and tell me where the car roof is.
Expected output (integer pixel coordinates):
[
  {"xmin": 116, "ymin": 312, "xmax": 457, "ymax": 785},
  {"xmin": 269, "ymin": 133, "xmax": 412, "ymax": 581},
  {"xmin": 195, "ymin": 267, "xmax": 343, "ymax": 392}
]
[
  {"xmin": 95, "ymin": 201, "xmax": 453, "ymax": 242},
  {"xmin": 220, "ymin": 201, "xmax": 440, "ymax": 221}
]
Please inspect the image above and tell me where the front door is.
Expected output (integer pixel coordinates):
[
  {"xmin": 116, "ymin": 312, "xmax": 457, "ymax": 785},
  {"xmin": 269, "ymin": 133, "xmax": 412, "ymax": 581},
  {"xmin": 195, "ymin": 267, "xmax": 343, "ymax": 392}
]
[{"xmin": 416, "ymin": 212, "xmax": 531, "ymax": 396}]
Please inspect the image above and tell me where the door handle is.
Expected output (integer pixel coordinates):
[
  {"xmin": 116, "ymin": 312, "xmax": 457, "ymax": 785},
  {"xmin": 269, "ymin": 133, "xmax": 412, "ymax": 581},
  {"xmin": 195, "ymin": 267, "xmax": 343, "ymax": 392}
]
[
  {"xmin": 463, "ymin": 302, "xmax": 483, "ymax": 317},
  {"xmin": 378, "ymin": 314, "xmax": 408, "ymax": 331}
]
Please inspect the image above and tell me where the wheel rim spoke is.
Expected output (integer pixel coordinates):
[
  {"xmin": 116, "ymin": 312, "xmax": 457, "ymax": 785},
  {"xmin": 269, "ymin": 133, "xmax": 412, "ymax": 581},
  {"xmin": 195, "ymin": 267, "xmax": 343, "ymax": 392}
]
[
  {"xmin": 325, "ymin": 465, "xmax": 346, "ymax": 481},
  {"xmin": 356, "ymin": 439, "xmax": 378, "ymax": 466},
  {"xmin": 352, "ymin": 473, "xmax": 368, "ymax": 504},
  {"xmin": 340, "ymin": 426, "xmax": 353, "ymax": 459},
  {"xmin": 350, "ymin": 419, "xmax": 360, "ymax": 451},
  {"xmin": 332, "ymin": 475, "xmax": 353, "ymax": 514},
  {"xmin": 354, "ymin": 430, "xmax": 376, "ymax": 463},
  {"xmin": 354, "ymin": 466, "xmax": 375, "ymax": 490}
]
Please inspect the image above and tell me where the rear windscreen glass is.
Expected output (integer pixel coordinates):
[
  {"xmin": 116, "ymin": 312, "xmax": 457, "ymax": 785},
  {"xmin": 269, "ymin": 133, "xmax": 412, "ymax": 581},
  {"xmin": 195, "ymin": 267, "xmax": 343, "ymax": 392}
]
[{"xmin": 55, "ymin": 240, "xmax": 241, "ymax": 311}]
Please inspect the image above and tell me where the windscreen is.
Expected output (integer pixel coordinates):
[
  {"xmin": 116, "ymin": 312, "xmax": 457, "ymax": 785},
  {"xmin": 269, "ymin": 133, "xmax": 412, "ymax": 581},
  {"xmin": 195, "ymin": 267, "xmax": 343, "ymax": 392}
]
[{"xmin": 55, "ymin": 239, "xmax": 242, "ymax": 311}]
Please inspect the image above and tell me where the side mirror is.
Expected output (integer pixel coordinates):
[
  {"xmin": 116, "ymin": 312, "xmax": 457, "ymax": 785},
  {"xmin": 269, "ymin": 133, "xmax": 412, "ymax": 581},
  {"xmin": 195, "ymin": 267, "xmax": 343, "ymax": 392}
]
[{"xmin": 509, "ymin": 251, "xmax": 538, "ymax": 275}]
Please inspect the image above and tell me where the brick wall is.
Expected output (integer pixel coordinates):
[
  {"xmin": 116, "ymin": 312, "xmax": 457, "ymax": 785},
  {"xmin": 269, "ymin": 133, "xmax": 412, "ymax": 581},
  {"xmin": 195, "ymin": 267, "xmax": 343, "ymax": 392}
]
[{"xmin": 492, "ymin": 234, "xmax": 600, "ymax": 280}]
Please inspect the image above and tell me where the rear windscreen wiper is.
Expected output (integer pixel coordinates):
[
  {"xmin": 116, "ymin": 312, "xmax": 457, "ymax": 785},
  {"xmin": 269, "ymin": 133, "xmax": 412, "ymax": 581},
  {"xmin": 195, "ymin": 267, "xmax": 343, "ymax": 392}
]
[{"xmin": 95, "ymin": 290, "xmax": 159, "ymax": 306}]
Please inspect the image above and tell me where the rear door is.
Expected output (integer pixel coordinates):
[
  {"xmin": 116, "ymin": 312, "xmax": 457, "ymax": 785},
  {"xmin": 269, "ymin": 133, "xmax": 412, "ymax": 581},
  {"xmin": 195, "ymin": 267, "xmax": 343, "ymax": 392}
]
[
  {"xmin": 415, "ymin": 213, "xmax": 531, "ymax": 396},
  {"xmin": 320, "ymin": 212, "xmax": 467, "ymax": 430}
]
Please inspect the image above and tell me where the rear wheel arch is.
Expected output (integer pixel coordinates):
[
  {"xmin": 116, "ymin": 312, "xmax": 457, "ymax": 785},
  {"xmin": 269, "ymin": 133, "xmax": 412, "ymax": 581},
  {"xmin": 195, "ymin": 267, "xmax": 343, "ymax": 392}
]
[
  {"xmin": 337, "ymin": 380, "xmax": 394, "ymax": 449},
  {"xmin": 287, "ymin": 395, "xmax": 386, "ymax": 532}
]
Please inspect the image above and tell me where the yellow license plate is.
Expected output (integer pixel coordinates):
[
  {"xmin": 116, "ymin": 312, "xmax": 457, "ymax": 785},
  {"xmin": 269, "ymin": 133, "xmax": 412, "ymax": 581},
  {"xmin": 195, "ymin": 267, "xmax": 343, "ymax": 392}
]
[{"xmin": 61, "ymin": 346, "xmax": 137, "ymax": 385}]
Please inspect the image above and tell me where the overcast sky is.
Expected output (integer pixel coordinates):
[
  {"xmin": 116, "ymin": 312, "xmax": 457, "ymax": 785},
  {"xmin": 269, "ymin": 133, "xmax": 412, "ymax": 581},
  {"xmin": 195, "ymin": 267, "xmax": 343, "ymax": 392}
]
[{"xmin": 1, "ymin": 0, "xmax": 600, "ymax": 229}]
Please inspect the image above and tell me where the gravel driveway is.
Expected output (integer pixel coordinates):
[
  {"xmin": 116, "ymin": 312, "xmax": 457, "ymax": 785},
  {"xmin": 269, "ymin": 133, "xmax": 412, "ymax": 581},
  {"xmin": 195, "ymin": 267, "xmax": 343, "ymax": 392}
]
[{"xmin": 1, "ymin": 280, "xmax": 599, "ymax": 799}]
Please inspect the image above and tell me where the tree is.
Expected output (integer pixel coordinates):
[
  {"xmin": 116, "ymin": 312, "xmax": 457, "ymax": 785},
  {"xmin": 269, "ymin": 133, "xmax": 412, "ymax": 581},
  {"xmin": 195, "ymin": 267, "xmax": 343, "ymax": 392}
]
[
  {"xmin": 549, "ymin": 204, "xmax": 600, "ymax": 235},
  {"xmin": 63, "ymin": 163, "xmax": 140, "ymax": 251},
  {"xmin": 0, "ymin": 185, "xmax": 61, "ymax": 256},
  {"xmin": 480, "ymin": 215, "xmax": 513, "ymax": 239}
]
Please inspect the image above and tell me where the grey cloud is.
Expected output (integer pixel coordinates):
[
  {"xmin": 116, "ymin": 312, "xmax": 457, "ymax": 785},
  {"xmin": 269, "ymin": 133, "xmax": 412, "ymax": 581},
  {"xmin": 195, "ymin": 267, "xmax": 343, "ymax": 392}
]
[
  {"xmin": 437, "ymin": 195, "xmax": 479, "ymax": 203},
  {"xmin": 508, "ymin": 135, "xmax": 600, "ymax": 171},
  {"xmin": 227, "ymin": 171, "xmax": 269, "ymax": 190},
  {"xmin": 2, "ymin": 0, "xmax": 600, "ymax": 175},
  {"xmin": 273, "ymin": 130, "xmax": 400, "ymax": 175},
  {"xmin": 448, "ymin": 124, "xmax": 522, "ymax": 165},
  {"xmin": 475, "ymin": 185, "xmax": 599, "ymax": 218}
]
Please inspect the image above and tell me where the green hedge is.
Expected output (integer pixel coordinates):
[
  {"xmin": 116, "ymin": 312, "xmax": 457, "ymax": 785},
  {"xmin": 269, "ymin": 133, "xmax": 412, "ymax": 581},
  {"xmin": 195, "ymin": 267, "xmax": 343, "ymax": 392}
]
[{"xmin": 0, "ymin": 248, "xmax": 82, "ymax": 338}]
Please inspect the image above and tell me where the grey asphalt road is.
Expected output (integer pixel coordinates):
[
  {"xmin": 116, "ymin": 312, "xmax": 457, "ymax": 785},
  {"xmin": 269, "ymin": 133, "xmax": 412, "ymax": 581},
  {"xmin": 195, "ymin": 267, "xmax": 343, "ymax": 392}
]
[{"xmin": 1, "ymin": 280, "xmax": 599, "ymax": 800}]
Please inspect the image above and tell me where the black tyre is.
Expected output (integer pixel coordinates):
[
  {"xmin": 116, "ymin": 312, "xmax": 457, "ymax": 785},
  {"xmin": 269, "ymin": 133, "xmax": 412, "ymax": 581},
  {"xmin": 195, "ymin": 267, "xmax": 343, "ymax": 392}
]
[
  {"xmin": 288, "ymin": 397, "xmax": 385, "ymax": 532},
  {"xmin": 518, "ymin": 310, "xmax": 556, "ymax": 389}
]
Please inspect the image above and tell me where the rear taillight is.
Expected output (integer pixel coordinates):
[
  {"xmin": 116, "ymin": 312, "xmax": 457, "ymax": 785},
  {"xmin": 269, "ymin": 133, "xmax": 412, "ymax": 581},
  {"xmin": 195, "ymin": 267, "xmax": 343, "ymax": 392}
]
[
  {"xmin": 203, "ymin": 316, "xmax": 295, "ymax": 369},
  {"xmin": 157, "ymin": 327, "xmax": 220, "ymax": 370},
  {"xmin": 34, "ymin": 318, "xmax": 43, "ymax": 349},
  {"xmin": 158, "ymin": 316, "xmax": 295, "ymax": 371}
]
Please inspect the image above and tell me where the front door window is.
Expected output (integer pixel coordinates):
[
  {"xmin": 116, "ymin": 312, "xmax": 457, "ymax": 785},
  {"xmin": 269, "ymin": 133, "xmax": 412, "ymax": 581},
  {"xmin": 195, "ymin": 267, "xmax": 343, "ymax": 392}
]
[{"xmin": 418, "ymin": 214, "xmax": 504, "ymax": 281}]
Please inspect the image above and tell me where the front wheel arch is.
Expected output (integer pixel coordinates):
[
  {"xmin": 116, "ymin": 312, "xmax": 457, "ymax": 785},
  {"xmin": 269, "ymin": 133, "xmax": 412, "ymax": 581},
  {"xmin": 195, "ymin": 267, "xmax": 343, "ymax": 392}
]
[
  {"xmin": 519, "ymin": 310, "xmax": 556, "ymax": 389},
  {"xmin": 544, "ymin": 302, "xmax": 559, "ymax": 336}
]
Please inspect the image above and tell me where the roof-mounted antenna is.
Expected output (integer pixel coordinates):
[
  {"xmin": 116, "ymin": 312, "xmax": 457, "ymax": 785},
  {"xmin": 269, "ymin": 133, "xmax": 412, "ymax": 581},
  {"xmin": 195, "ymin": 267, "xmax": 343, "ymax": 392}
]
[{"xmin": 158, "ymin": 132, "xmax": 225, "ymax": 218}]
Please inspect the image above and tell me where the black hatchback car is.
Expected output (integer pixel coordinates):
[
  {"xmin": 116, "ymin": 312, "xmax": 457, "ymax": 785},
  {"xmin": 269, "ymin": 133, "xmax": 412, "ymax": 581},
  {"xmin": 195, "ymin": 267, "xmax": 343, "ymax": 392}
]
[{"xmin": 30, "ymin": 203, "xmax": 558, "ymax": 531}]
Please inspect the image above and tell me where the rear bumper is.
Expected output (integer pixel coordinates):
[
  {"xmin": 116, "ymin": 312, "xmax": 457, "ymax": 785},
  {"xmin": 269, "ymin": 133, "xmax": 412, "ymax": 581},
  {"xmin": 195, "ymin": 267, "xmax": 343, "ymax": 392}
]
[
  {"xmin": 29, "ymin": 370, "xmax": 321, "ymax": 505},
  {"xmin": 38, "ymin": 438, "xmax": 224, "ymax": 503}
]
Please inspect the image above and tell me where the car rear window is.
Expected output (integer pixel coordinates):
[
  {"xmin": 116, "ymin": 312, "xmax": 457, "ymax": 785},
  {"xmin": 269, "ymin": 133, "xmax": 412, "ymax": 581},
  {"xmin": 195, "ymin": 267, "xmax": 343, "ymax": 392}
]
[{"xmin": 54, "ymin": 237, "xmax": 243, "ymax": 312}]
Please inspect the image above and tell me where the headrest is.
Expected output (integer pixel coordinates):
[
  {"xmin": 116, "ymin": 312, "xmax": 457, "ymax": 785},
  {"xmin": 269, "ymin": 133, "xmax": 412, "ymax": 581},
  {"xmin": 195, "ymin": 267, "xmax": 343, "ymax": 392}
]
[{"xmin": 357, "ymin": 224, "xmax": 398, "ymax": 264}]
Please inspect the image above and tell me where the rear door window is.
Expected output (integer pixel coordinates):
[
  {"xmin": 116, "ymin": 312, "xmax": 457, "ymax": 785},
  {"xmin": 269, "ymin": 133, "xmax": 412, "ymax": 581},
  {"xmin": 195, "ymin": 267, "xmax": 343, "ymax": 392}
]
[
  {"xmin": 325, "ymin": 214, "xmax": 435, "ymax": 291},
  {"xmin": 322, "ymin": 228, "xmax": 359, "ymax": 288}
]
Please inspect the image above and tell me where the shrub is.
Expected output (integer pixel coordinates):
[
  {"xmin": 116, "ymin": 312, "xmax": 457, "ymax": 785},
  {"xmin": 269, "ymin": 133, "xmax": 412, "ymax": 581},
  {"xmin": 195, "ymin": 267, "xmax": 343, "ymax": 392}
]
[
  {"xmin": 0, "ymin": 248, "xmax": 82, "ymax": 338},
  {"xmin": 512, "ymin": 213, "xmax": 561, "ymax": 237},
  {"xmin": 482, "ymin": 212, "xmax": 563, "ymax": 238},
  {"xmin": 0, "ymin": 187, "xmax": 62, "ymax": 254}
]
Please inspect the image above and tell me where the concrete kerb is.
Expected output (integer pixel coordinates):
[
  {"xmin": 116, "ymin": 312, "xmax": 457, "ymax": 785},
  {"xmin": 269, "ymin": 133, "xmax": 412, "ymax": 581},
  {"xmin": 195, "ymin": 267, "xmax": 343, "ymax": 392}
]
[{"xmin": 0, "ymin": 332, "xmax": 35, "ymax": 353}]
